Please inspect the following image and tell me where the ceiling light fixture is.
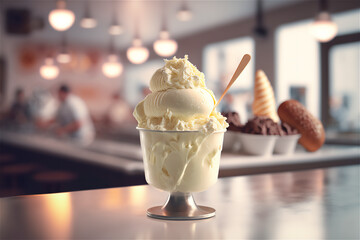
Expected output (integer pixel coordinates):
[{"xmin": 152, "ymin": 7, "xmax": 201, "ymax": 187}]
[
  {"xmin": 108, "ymin": 6, "xmax": 124, "ymax": 35},
  {"xmin": 48, "ymin": 0, "xmax": 75, "ymax": 31},
  {"xmin": 253, "ymin": 0, "xmax": 268, "ymax": 38},
  {"xmin": 127, "ymin": 38, "xmax": 149, "ymax": 64},
  {"xmin": 102, "ymin": 54, "xmax": 123, "ymax": 78},
  {"xmin": 109, "ymin": 22, "xmax": 124, "ymax": 35},
  {"xmin": 80, "ymin": 2, "xmax": 97, "ymax": 29},
  {"xmin": 40, "ymin": 57, "xmax": 59, "ymax": 80},
  {"xmin": 176, "ymin": 0, "xmax": 192, "ymax": 22},
  {"xmin": 102, "ymin": 38, "xmax": 123, "ymax": 78},
  {"xmin": 310, "ymin": 0, "xmax": 338, "ymax": 42},
  {"xmin": 57, "ymin": 34, "xmax": 71, "ymax": 64},
  {"xmin": 127, "ymin": 20, "xmax": 149, "ymax": 64},
  {"xmin": 153, "ymin": 31, "xmax": 178, "ymax": 57},
  {"xmin": 153, "ymin": 5, "xmax": 178, "ymax": 57}
]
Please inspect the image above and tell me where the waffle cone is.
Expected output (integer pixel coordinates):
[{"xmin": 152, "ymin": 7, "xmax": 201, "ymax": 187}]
[{"xmin": 252, "ymin": 70, "xmax": 279, "ymax": 122}]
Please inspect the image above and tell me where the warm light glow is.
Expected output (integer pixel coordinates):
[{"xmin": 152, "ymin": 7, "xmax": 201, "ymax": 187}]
[
  {"xmin": 40, "ymin": 58, "xmax": 59, "ymax": 80},
  {"xmin": 310, "ymin": 12, "xmax": 338, "ymax": 42},
  {"xmin": 177, "ymin": 10, "xmax": 192, "ymax": 21},
  {"xmin": 102, "ymin": 54, "xmax": 123, "ymax": 78},
  {"xmin": 109, "ymin": 24, "xmax": 124, "ymax": 35},
  {"xmin": 153, "ymin": 31, "xmax": 178, "ymax": 57},
  {"xmin": 80, "ymin": 17, "xmax": 97, "ymax": 29},
  {"xmin": 42, "ymin": 193, "xmax": 72, "ymax": 239},
  {"xmin": 57, "ymin": 52, "xmax": 71, "ymax": 64},
  {"xmin": 48, "ymin": 1, "xmax": 75, "ymax": 31},
  {"xmin": 127, "ymin": 39, "xmax": 149, "ymax": 64},
  {"xmin": 129, "ymin": 186, "xmax": 147, "ymax": 207},
  {"xmin": 177, "ymin": 1, "xmax": 192, "ymax": 22},
  {"xmin": 102, "ymin": 188, "xmax": 123, "ymax": 209}
]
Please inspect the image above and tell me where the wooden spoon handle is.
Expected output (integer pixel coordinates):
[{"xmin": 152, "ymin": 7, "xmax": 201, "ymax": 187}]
[{"xmin": 213, "ymin": 54, "xmax": 251, "ymax": 110}]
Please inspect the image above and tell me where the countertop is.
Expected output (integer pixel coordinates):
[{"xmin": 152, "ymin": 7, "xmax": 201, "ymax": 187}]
[
  {"xmin": 1, "ymin": 165, "xmax": 359, "ymax": 239},
  {"xmin": 1, "ymin": 130, "xmax": 359, "ymax": 176}
]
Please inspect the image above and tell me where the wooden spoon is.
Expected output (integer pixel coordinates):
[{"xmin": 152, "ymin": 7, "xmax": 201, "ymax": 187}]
[{"xmin": 213, "ymin": 54, "xmax": 251, "ymax": 111}]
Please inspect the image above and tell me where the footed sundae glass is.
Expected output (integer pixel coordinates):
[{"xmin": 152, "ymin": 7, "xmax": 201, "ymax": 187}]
[{"xmin": 138, "ymin": 128, "xmax": 225, "ymax": 220}]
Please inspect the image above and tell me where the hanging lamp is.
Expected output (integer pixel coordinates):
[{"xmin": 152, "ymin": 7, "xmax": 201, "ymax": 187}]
[
  {"xmin": 40, "ymin": 57, "xmax": 59, "ymax": 80},
  {"xmin": 108, "ymin": 4, "xmax": 124, "ymax": 35},
  {"xmin": 127, "ymin": 20, "xmax": 149, "ymax": 64},
  {"xmin": 80, "ymin": 1, "xmax": 97, "ymax": 29},
  {"xmin": 57, "ymin": 33, "xmax": 71, "ymax": 64},
  {"xmin": 102, "ymin": 37, "xmax": 123, "ymax": 78},
  {"xmin": 48, "ymin": 0, "xmax": 75, "ymax": 31},
  {"xmin": 153, "ymin": 4, "xmax": 178, "ymax": 57},
  {"xmin": 176, "ymin": 0, "xmax": 192, "ymax": 22},
  {"xmin": 310, "ymin": 0, "xmax": 338, "ymax": 42}
]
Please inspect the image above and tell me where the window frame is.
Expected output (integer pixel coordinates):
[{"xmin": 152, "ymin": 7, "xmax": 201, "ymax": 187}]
[{"xmin": 320, "ymin": 32, "xmax": 360, "ymax": 128}]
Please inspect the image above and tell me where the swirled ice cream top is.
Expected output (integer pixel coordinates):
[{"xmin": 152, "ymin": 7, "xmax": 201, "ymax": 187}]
[
  {"xmin": 133, "ymin": 56, "xmax": 228, "ymax": 132},
  {"xmin": 150, "ymin": 55, "xmax": 206, "ymax": 92}
]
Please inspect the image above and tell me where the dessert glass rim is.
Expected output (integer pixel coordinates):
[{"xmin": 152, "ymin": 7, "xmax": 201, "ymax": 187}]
[{"xmin": 136, "ymin": 127, "xmax": 227, "ymax": 133}]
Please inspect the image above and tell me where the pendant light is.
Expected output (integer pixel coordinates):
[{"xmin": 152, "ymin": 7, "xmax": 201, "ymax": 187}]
[
  {"xmin": 80, "ymin": 1, "xmax": 97, "ymax": 29},
  {"xmin": 310, "ymin": 0, "xmax": 338, "ymax": 42},
  {"xmin": 57, "ymin": 34, "xmax": 71, "ymax": 64},
  {"xmin": 127, "ymin": 20, "xmax": 149, "ymax": 64},
  {"xmin": 253, "ymin": 0, "xmax": 268, "ymax": 38},
  {"xmin": 176, "ymin": 0, "xmax": 192, "ymax": 22},
  {"xmin": 49, "ymin": 0, "xmax": 75, "ymax": 31},
  {"xmin": 40, "ymin": 57, "xmax": 59, "ymax": 80},
  {"xmin": 102, "ymin": 38, "xmax": 123, "ymax": 78},
  {"xmin": 153, "ymin": 4, "xmax": 178, "ymax": 57},
  {"xmin": 108, "ymin": 5, "xmax": 124, "ymax": 35}
]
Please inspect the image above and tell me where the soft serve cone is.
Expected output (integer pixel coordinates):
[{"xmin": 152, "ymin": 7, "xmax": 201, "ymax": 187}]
[{"xmin": 252, "ymin": 70, "xmax": 279, "ymax": 122}]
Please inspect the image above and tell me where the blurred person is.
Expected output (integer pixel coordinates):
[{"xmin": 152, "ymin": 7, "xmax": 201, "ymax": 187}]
[
  {"xmin": 28, "ymin": 89, "xmax": 58, "ymax": 123},
  {"xmin": 233, "ymin": 91, "xmax": 252, "ymax": 124},
  {"xmin": 38, "ymin": 84, "xmax": 95, "ymax": 145},
  {"xmin": 7, "ymin": 88, "xmax": 30, "ymax": 124},
  {"xmin": 221, "ymin": 94, "xmax": 235, "ymax": 113},
  {"xmin": 330, "ymin": 94, "xmax": 351, "ymax": 131},
  {"xmin": 221, "ymin": 91, "xmax": 252, "ymax": 124},
  {"xmin": 104, "ymin": 92, "xmax": 132, "ymax": 128}
]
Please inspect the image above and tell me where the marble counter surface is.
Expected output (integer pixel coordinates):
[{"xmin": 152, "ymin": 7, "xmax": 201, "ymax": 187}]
[{"xmin": 1, "ymin": 165, "xmax": 359, "ymax": 239}]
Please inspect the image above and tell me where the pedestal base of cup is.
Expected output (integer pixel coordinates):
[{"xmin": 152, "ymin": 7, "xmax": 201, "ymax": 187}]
[{"xmin": 147, "ymin": 192, "xmax": 215, "ymax": 220}]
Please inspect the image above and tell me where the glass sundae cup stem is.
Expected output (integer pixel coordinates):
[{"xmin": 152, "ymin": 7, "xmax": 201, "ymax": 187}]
[{"xmin": 147, "ymin": 192, "xmax": 216, "ymax": 220}]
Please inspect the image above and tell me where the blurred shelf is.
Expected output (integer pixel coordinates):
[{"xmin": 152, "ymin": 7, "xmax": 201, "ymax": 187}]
[{"xmin": 0, "ymin": 130, "xmax": 359, "ymax": 177}]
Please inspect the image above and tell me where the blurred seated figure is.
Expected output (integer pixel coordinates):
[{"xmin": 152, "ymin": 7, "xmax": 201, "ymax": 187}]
[
  {"xmin": 37, "ymin": 84, "xmax": 95, "ymax": 145},
  {"xmin": 221, "ymin": 91, "xmax": 252, "ymax": 124},
  {"xmin": 103, "ymin": 92, "xmax": 132, "ymax": 128},
  {"xmin": 7, "ymin": 88, "xmax": 30, "ymax": 124},
  {"xmin": 28, "ymin": 89, "xmax": 58, "ymax": 123},
  {"xmin": 221, "ymin": 94, "xmax": 235, "ymax": 113}
]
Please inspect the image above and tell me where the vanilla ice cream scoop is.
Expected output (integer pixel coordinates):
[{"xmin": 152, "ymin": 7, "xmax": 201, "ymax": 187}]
[
  {"xmin": 143, "ymin": 88, "xmax": 215, "ymax": 120},
  {"xmin": 134, "ymin": 55, "xmax": 228, "ymax": 132},
  {"xmin": 135, "ymin": 55, "xmax": 228, "ymax": 194},
  {"xmin": 149, "ymin": 56, "xmax": 206, "ymax": 92}
]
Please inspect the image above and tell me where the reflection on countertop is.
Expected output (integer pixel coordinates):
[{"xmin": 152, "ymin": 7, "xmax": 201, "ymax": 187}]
[{"xmin": 0, "ymin": 165, "xmax": 359, "ymax": 239}]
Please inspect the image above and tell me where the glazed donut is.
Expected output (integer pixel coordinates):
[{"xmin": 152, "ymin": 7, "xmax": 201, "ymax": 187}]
[{"xmin": 278, "ymin": 100, "xmax": 325, "ymax": 152}]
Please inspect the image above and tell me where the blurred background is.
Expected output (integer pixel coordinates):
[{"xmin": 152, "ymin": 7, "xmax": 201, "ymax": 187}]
[{"xmin": 0, "ymin": 0, "xmax": 359, "ymax": 197}]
